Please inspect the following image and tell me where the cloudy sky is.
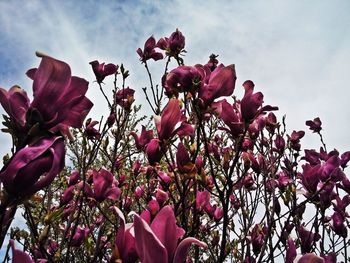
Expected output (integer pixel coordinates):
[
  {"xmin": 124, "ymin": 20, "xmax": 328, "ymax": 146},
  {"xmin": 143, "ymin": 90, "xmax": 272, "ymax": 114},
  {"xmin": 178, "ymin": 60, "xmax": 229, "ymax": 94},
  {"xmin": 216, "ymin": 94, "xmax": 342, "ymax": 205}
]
[{"xmin": 0, "ymin": 0, "xmax": 349, "ymax": 152}]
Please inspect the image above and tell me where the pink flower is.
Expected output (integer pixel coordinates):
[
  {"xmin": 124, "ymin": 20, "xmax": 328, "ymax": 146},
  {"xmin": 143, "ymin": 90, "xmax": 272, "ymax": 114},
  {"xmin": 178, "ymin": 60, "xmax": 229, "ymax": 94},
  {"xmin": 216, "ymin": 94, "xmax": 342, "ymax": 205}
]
[
  {"xmin": 306, "ymin": 117, "xmax": 322, "ymax": 133},
  {"xmin": 133, "ymin": 205, "xmax": 207, "ymax": 263},
  {"xmin": 115, "ymin": 87, "xmax": 135, "ymax": 110},
  {"xmin": 145, "ymin": 139, "xmax": 163, "ymax": 165},
  {"xmin": 130, "ymin": 125, "xmax": 154, "ymax": 151},
  {"xmin": 0, "ymin": 136, "xmax": 65, "ymax": 197},
  {"xmin": 296, "ymin": 253, "xmax": 324, "ymax": 263},
  {"xmin": 165, "ymin": 65, "xmax": 204, "ymax": 97},
  {"xmin": 196, "ymin": 190, "xmax": 211, "ymax": 212},
  {"xmin": 71, "ymin": 226, "xmax": 90, "ymax": 247},
  {"xmin": 176, "ymin": 142, "xmax": 196, "ymax": 177},
  {"xmin": 157, "ymin": 29, "xmax": 185, "ymax": 57},
  {"xmin": 112, "ymin": 206, "xmax": 138, "ymax": 263},
  {"xmin": 155, "ymin": 98, "xmax": 194, "ymax": 141},
  {"xmin": 137, "ymin": 36, "xmax": 163, "ymax": 62},
  {"xmin": 215, "ymin": 99, "xmax": 244, "ymax": 138},
  {"xmin": 84, "ymin": 119, "xmax": 101, "ymax": 139},
  {"xmin": 27, "ymin": 53, "xmax": 93, "ymax": 132},
  {"xmin": 240, "ymin": 80, "xmax": 277, "ymax": 122},
  {"xmin": 92, "ymin": 168, "xmax": 121, "ymax": 202},
  {"xmin": 0, "ymin": 85, "xmax": 30, "ymax": 129},
  {"xmin": 198, "ymin": 64, "xmax": 236, "ymax": 107},
  {"xmin": 285, "ymin": 239, "xmax": 297, "ymax": 263},
  {"xmin": 89, "ymin": 60, "xmax": 118, "ymax": 83}
]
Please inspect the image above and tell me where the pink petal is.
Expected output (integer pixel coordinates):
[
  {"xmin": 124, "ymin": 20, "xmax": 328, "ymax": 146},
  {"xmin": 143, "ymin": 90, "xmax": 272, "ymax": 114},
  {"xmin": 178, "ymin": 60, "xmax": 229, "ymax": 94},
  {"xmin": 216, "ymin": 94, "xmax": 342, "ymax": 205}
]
[
  {"xmin": 151, "ymin": 205, "xmax": 184, "ymax": 262},
  {"xmin": 10, "ymin": 240, "xmax": 34, "ymax": 263},
  {"xmin": 173, "ymin": 237, "xmax": 207, "ymax": 263},
  {"xmin": 134, "ymin": 213, "xmax": 168, "ymax": 263},
  {"xmin": 159, "ymin": 98, "xmax": 181, "ymax": 140}
]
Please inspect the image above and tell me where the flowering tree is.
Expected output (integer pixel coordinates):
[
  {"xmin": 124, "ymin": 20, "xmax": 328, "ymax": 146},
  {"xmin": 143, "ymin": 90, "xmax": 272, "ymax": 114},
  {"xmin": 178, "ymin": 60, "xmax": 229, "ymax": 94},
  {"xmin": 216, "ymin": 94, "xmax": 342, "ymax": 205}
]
[{"xmin": 0, "ymin": 30, "xmax": 349, "ymax": 263}]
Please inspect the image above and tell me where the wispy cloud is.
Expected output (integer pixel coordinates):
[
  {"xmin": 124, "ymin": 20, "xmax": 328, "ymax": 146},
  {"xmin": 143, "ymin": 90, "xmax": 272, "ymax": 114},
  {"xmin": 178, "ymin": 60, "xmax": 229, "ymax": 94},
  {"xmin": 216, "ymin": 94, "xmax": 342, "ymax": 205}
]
[{"xmin": 0, "ymin": 0, "xmax": 349, "ymax": 156}]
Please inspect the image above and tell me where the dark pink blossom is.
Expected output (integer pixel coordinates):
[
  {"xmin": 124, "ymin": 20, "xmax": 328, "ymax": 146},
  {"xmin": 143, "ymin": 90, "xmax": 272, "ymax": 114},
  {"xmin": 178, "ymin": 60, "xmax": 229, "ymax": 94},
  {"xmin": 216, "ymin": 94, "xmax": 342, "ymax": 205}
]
[
  {"xmin": 130, "ymin": 125, "xmax": 154, "ymax": 150},
  {"xmin": 133, "ymin": 205, "xmax": 207, "ymax": 263},
  {"xmin": 112, "ymin": 206, "xmax": 138, "ymax": 263},
  {"xmin": 137, "ymin": 36, "xmax": 163, "ymax": 62},
  {"xmin": 165, "ymin": 65, "xmax": 204, "ymax": 97},
  {"xmin": 240, "ymin": 80, "xmax": 278, "ymax": 122},
  {"xmin": 196, "ymin": 190, "xmax": 211, "ymax": 212},
  {"xmin": 306, "ymin": 117, "xmax": 322, "ymax": 133},
  {"xmin": 250, "ymin": 224, "xmax": 267, "ymax": 255},
  {"xmin": 89, "ymin": 60, "xmax": 118, "ymax": 83},
  {"xmin": 155, "ymin": 98, "xmax": 194, "ymax": 141},
  {"xmin": 71, "ymin": 226, "xmax": 90, "ymax": 247},
  {"xmin": 331, "ymin": 211, "xmax": 347, "ymax": 238},
  {"xmin": 176, "ymin": 142, "xmax": 196, "ymax": 177},
  {"xmin": 145, "ymin": 139, "xmax": 163, "ymax": 165},
  {"xmin": 115, "ymin": 87, "xmax": 135, "ymax": 110},
  {"xmin": 340, "ymin": 151, "xmax": 350, "ymax": 168},
  {"xmin": 0, "ymin": 85, "xmax": 30, "ymax": 128},
  {"xmin": 92, "ymin": 168, "xmax": 121, "ymax": 202},
  {"xmin": 297, "ymin": 253, "xmax": 324, "ymax": 263},
  {"xmin": 215, "ymin": 99, "xmax": 243, "ymax": 138},
  {"xmin": 157, "ymin": 29, "xmax": 185, "ymax": 57},
  {"xmin": 286, "ymin": 239, "xmax": 297, "ymax": 263},
  {"xmin": 298, "ymin": 225, "xmax": 320, "ymax": 253},
  {"xmin": 27, "ymin": 53, "xmax": 93, "ymax": 132},
  {"xmin": 0, "ymin": 136, "xmax": 65, "ymax": 196},
  {"xmin": 84, "ymin": 119, "xmax": 101, "ymax": 139},
  {"xmin": 198, "ymin": 64, "xmax": 236, "ymax": 106}
]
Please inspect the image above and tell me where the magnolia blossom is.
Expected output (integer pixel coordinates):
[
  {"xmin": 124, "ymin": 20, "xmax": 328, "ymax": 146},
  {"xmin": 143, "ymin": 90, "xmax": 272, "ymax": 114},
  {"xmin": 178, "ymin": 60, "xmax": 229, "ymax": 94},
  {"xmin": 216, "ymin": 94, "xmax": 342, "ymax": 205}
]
[
  {"xmin": 137, "ymin": 36, "xmax": 163, "ymax": 62},
  {"xmin": 155, "ymin": 98, "xmax": 194, "ymax": 141},
  {"xmin": 26, "ymin": 53, "xmax": 93, "ymax": 133},
  {"xmin": 240, "ymin": 80, "xmax": 278, "ymax": 122},
  {"xmin": 133, "ymin": 205, "xmax": 207, "ymax": 263},
  {"xmin": 157, "ymin": 29, "xmax": 185, "ymax": 57},
  {"xmin": 89, "ymin": 60, "xmax": 118, "ymax": 83},
  {"xmin": 0, "ymin": 136, "xmax": 65, "ymax": 196},
  {"xmin": 0, "ymin": 85, "xmax": 30, "ymax": 129},
  {"xmin": 92, "ymin": 168, "xmax": 121, "ymax": 202}
]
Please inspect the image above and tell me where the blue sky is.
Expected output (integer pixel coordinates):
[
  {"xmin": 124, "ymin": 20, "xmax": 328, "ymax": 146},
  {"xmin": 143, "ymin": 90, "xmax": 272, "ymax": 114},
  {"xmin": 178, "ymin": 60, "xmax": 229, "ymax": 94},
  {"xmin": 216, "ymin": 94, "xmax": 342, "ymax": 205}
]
[
  {"xmin": 0, "ymin": 0, "xmax": 350, "ymax": 257},
  {"xmin": 0, "ymin": 0, "xmax": 349, "ymax": 155}
]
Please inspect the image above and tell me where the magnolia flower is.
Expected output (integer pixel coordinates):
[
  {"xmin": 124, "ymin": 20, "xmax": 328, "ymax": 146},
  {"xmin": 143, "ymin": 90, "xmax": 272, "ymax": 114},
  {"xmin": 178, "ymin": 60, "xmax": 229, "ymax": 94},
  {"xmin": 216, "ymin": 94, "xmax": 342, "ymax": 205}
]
[
  {"xmin": 165, "ymin": 65, "xmax": 204, "ymax": 97},
  {"xmin": 176, "ymin": 142, "xmax": 196, "ymax": 178},
  {"xmin": 157, "ymin": 29, "xmax": 185, "ymax": 57},
  {"xmin": 306, "ymin": 117, "xmax": 322, "ymax": 133},
  {"xmin": 215, "ymin": 99, "xmax": 244, "ymax": 138},
  {"xmin": 89, "ymin": 60, "xmax": 118, "ymax": 83},
  {"xmin": 115, "ymin": 87, "xmax": 135, "ymax": 110},
  {"xmin": 155, "ymin": 98, "xmax": 194, "ymax": 141},
  {"xmin": 111, "ymin": 206, "xmax": 138, "ymax": 263},
  {"xmin": 295, "ymin": 253, "xmax": 324, "ymax": 263},
  {"xmin": 240, "ymin": 80, "xmax": 278, "ymax": 122},
  {"xmin": 137, "ymin": 36, "xmax": 163, "ymax": 62},
  {"xmin": 130, "ymin": 125, "xmax": 154, "ymax": 151},
  {"xmin": 0, "ymin": 85, "xmax": 30, "ymax": 129},
  {"xmin": 133, "ymin": 205, "xmax": 207, "ymax": 263},
  {"xmin": 198, "ymin": 64, "xmax": 236, "ymax": 107},
  {"xmin": 0, "ymin": 136, "xmax": 65, "ymax": 197},
  {"xmin": 286, "ymin": 239, "xmax": 297, "ymax": 263},
  {"xmin": 26, "ymin": 53, "xmax": 93, "ymax": 133},
  {"xmin": 92, "ymin": 168, "xmax": 121, "ymax": 202}
]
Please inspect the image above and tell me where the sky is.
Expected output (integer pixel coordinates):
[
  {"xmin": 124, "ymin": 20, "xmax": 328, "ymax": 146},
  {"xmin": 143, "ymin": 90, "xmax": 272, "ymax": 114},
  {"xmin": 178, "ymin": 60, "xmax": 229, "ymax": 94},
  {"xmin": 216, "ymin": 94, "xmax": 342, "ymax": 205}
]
[{"xmin": 0, "ymin": 0, "xmax": 349, "ymax": 257}]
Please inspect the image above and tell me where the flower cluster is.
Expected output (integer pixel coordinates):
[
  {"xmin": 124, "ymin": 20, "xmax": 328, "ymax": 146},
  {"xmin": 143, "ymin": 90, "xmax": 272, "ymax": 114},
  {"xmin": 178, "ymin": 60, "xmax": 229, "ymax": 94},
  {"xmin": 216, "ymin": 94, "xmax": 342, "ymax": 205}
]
[{"xmin": 0, "ymin": 29, "xmax": 349, "ymax": 263}]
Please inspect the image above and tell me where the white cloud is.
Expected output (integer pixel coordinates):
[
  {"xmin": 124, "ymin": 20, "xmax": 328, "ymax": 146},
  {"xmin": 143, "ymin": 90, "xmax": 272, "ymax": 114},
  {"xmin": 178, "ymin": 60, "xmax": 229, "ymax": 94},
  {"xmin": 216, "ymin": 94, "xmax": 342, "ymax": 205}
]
[{"xmin": 0, "ymin": 0, "xmax": 349, "ymax": 158}]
